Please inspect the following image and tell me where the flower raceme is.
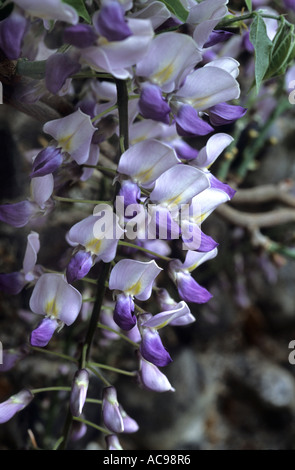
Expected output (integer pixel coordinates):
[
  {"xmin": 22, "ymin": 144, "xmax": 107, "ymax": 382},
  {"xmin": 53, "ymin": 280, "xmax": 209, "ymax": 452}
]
[{"xmin": 0, "ymin": 0, "xmax": 249, "ymax": 449}]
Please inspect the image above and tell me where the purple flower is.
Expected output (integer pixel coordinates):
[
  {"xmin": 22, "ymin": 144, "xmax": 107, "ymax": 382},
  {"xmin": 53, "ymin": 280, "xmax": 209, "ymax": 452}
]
[
  {"xmin": 29, "ymin": 273, "xmax": 82, "ymax": 327},
  {"xmin": 208, "ymin": 102, "xmax": 247, "ymax": 126},
  {"xmin": 0, "ymin": 347, "xmax": 28, "ymax": 372},
  {"xmin": 0, "ymin": 231, "xmax": 40, "ymax": 295},
  {"xmin": 31, "ymin": 146, "xmax": 63, "ymax": 178},
  {"xmin": 175, "ymin": 104, "xmax": 214, "ymax": 137},
  {"xmin": 43, "ymin": 109, "xmax": 96, "ymax": 165},
  {"xmin": 138, "ymin": 84, "xmax": 171, "ymax": 124},
  {"xmin": 139, "ymin": 315, "xmax": 172, "ymax": 367},
  {"xmin": 67, "ymin": 210, "xmax": 124, "ymax": 263},
  {"xmin": 175, "ymin": 272, "xmax": 212, "ymax": 304},
  {"xmin": 66, "ymin": 251, "xmax": 93, "ymax": 284},
  {"xmin": 64, "ymin": 24, "xmax": 97, "ymax": 48},
  {"xmin": 0, "ymin": 200, "xmax": 37, "ymax": 228},
  {"xmin": 118, "ymin": 180, "xmax": 141, "ymax": 208},
  {"xmin": 119, "ymin": 405, "xmax": 139, "ymax": 433},
  {"xmin": 283, "ymin": 0, "xmax": 295, "ymax": 12},
  {"xmin": 141, "ymin": 301, "xmax": 195, "ymax": 329},
  {"xmin": 137, "ymin": 352, "xmax": 175, "ymax": 392},
  {"xmin": 45, "ymin": 53, "xmax": 81, "ymax": 95},
  {"xmin": 30, "ymin": 317, "xmax": 58, "ymax": 347},
  {"xmin": 109, "ymin": 259, "xmax": 162, "ymax": 301},
  {"xmin": 70, "ymin": 369, "xmax": 89, "ymax": 417},
  {"xmin": 113, "ymin": 293, "xmax": 136, "ymax": 331},
  {"xmin": 174, "ymin": 65, "xmax": 240, "ymax": 112},
  {"xmin": 102, "ymin": 386, "xmax": 124, "ymax": 433},
  {"xmin": 0, "ymin": 8, "xmax": 27, "ymax": 60},
  {"xmin": 187, "ymin": 0, "xmax": 229, "ymax": 48},
  {"xmin": 204, "ymin": 30, "xmax": 234, "ymax": 48},
  {"xmin": 13, "ymin": 0, "xmax": 79, "ymax": 24},
  {"xmin": 0, "ymin": 272, "xmax": 25, "ymax": 295},
  {"xmin": 0, "ymin": 390, "xmax": 33, "ymax": 424},
  {"xmin": 117, "ymin": 139, "xmax": 180, "ymax": 189},
  {"xmin": 80, "ymin": 17, "xmax": 153, "ymax": 79},
  {"xmin": 93, "ymin": 1, "xmax": 132, "ymax": 42},
  {"xmin": 136, "ymin": 32, "xmax": 202, "ymax": 93}
]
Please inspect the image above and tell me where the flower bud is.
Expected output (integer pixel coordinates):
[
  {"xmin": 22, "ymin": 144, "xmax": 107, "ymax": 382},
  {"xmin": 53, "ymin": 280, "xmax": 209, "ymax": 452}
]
[
  {"xmin": 70, "ymin": 369, "xmax": 89, "ymax": 417},
  {"xmin": 102, "ymin": 386, "xmax": 124, "ymax": 433},
  {"xmin": 0, "ymin": 390, "xmax": 33, "ymax": 424}
]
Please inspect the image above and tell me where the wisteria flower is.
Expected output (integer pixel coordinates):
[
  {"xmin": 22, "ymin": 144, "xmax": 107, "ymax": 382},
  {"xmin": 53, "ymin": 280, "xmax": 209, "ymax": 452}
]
[
  {"xmin": 0, "ymin": 390, "xmax": 33, "ymax": 424},
  {"xmin": 0, "ymin": 231, "xmax": 40, "ymax": 295},
  {"xmin": 29, "ymin": 273, "xmax": 82, "ymax": 346}
]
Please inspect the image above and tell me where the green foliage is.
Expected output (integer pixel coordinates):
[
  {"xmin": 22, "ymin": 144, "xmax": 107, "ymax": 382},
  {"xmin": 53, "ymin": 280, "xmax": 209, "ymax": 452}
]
[
  {"xmin": 264, "ymin": 19, "xmax": 295, "ymax": 80},
  {"xmin": 158, "ymin": 0, "xmax": 189, "ymax": 23},
  {"xmin": 249, "ymin": 13, "xmax": 273, "ymax": 93},
  {"xmin": 62, "ymin": 0, "xmax": 91, "ymax": 23},
  {"xmin": 245, "ymin": 0, "xmax": 252, "ymax": 12}
]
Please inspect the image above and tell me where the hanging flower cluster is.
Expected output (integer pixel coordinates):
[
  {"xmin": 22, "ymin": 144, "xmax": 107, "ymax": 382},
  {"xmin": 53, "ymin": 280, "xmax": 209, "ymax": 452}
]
[{"xmin": 0, "ymin": 0, "xmax": 247, "ymax": 450}]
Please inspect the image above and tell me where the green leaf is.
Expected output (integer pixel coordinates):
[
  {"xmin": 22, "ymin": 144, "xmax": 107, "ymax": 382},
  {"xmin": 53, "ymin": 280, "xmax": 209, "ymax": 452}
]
[
  {"xmin": 158, "ymin": 0, "xmax": 189, "ymax": 23},
  {"xmin": 264, "ymin": 21, "xmax": 295, "ymax": 79},
  {"xmin": 245, "ymin": 0, "xmax": 252, "ymax": 12},
  {"xmin": 249, "ymin": 14, "xmax": 273, "ymax": 93},
  {"xmin": 62, "ymin": 0, "xmax": 91, "ymax": 23}
]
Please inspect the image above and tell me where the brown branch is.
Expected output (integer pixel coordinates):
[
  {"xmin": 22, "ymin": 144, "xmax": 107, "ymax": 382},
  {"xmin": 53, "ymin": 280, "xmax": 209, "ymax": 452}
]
[
  {"xmin": 216, "ymin": 204, "xmax": 295, "ymax": 229},
  {"xmin": 231, "ymin": 181, "xmax": 295, "ymax": 208}
]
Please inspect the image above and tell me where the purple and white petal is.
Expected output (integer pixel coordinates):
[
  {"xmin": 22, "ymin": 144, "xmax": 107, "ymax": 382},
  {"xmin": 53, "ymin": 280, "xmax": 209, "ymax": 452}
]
[
  {"xmin": 43, "ymin": 109, "xmax": 96, "ymax": 165},
  {"xmin": 45, "ymin": 53, "xmax": 81, "ymax": 95},
  {"xmin": 31, "ymin": 147, "xmax": 63, "ymax": 178},
  {"xmin": 141, "ymin": 301, "xmax": 194, "ymax": 329},
  {"xmin": 0, "ymin": 390, "xmax": 34, "ymax": 424},
  {"xmin": 138, "ymin": 84, "xmax": 171, "ymax": 124},
  {"xmin": 13, "ymin": 0, "xmax": 79, "ymax": 24},
  {"xmin": 30, "ymin": 317, "xmax": 58, "ymax": 347},
  {"xmin": 175, "ymin": 104, "xmax": 214, "ymax": 137},
  {"xmin": 136, "ymin": 32, "xmax": 202, "ymax": 93},
  {"xmin": 193, "ymin": 133, "xmax": 234, "ymax": 169},
  {"xmin": 63, "ymin": 24, "xmax": 97, "ymax": 48},
  {"xmin": 208, "ymin": 102, "xmax": 247, "ymax": 126},
  {"xmin": 23, "ymin": 231, "xmax": 40, "ymax": 278},
  {"xmin": 102, "ymin": 386, "xmax": 124, "ymax": 433},
  {"xmin": 140, "ymin": 326, "xmax": 172, "ymax": 367},
  {"xmin": 81, "ymin": 18, "xmax": 154, "ymax": 79},
  {"xmin": 0, "ymin": 200, "xmax": 37, "ymax": 228},
  {"xmin": 0, "ymin": 272, "xmax": 26, "ymax": 295},
  {"xmin": 30, "ymin": 174, "xmax": 54, "ymax": 209},
  {"xmin": 174, "ymin": 66, "xmax": 240, "ymax": 112},
  {"xmin": 149, "ymin": 164, "xmax": 209, "ymax": 208},
  {"xmin": 66, "ymin": 251, "xmax": 93, "ymax": 284},
  {"xmin": 113, "ymin": 293, "xmax": 136, "ymax": 331},
  {"xmin": 118, "ymin": 139, "xmax": 180, "ymax": 188},
  {"xmin": 70, "ymin": 369, "xmax": 89, "ymax": 417},
  {"xmin": 0, "ymin": 8, "xmax": 28, "ymax": 60},
  {"xmin": 109, "ymin": 259, "xmax": 162, "ymax": 301},
  {"xmin": 29, "ymin": 273, "xmax": 82, "ymax": 326},
  {"xmin": 137, "ymin": 353, "xmax": 175, "ymax": 392},
  {"xmin": 93, "ymin": 1, "xmax": 132, "ymax": 42},
  {"xmin": 176, "ymin": 271, "xmax": 212, "ymax": 304}
]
